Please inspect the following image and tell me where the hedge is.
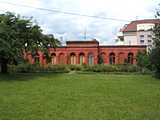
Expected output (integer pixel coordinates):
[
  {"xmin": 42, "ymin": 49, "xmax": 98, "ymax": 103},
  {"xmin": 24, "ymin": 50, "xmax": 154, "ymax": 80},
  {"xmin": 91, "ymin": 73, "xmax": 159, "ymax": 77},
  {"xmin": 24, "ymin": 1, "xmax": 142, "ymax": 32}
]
[{"xmin": 8, "ymin": 63, "xmax": 151, "ymax": 73}]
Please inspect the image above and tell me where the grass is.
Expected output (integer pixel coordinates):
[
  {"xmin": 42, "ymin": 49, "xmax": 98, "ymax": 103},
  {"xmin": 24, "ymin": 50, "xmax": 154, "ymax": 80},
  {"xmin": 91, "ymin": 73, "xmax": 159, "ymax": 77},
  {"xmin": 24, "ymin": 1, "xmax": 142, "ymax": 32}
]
[{"xmin": 0, "ymin": 73, "xmax": 160, "ymax": 120}]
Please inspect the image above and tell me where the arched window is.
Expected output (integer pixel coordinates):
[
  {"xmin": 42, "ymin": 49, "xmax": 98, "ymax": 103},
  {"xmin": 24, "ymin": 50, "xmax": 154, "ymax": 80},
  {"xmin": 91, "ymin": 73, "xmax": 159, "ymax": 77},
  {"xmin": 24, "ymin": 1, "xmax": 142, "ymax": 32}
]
[
  {"xmin": 128, "ymin": 53, "xmax": 134, "ymax": 64},
  {"xmin": 109, "ymin": 53, "xmax": 115, "ymax": 64},
  {"xmin": 34, "ymin": 53, "xmax": 40, "ymax": 64},
  {"xmin": 51, "ymin": 53, "xmax": 56, "ymax": 64},
  {"xmin": 59, "ymin": 53, "xmax": 65, "ymax": 64},
  {"xmin": 79, "ymin": 53, "xmax": 85, "ymax": 65},
  {"xmin": 88, "ymin": 53, "xmax": 94, "ymax": 65},
  {"xmin": 70, "ymin": 53, "xmax": 76, "ymax": 64}
]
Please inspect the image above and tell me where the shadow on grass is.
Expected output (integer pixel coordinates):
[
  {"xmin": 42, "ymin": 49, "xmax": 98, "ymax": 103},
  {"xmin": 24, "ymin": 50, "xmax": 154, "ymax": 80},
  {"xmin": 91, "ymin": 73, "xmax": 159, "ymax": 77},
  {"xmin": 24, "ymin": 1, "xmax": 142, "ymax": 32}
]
[{"xmin": 0, "ymin": 72, "xmax": 62, "ymax": 82}]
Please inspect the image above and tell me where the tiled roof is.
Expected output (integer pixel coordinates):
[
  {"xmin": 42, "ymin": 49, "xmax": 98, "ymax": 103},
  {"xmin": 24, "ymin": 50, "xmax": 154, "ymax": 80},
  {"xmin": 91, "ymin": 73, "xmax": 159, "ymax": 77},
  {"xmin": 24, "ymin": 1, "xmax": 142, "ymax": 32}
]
[{"xmin": 122, "ymin": 19, "xmax": 160, "ymax": 32}]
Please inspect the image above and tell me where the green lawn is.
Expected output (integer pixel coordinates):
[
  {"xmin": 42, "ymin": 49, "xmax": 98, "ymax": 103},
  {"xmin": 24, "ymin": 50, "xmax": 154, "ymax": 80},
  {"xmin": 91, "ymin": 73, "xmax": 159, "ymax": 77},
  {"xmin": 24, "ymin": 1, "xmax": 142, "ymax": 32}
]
[{"xmin": 0, "ymin": 73, "xmax": 160, "ymax": 120}]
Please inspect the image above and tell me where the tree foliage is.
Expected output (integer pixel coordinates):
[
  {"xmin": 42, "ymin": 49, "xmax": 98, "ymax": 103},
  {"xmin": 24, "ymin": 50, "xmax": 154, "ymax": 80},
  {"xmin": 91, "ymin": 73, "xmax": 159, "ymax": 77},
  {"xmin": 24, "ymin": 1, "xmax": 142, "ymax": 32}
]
[
  {"xmin": 0, "ymin": 12, "xmax": 60, "ymax": 73},
  {"xmin": 136, "ymin": 51, "xmax": 150, "ymax": 70},
  {"xmin": 149, "ymin": 5, "xmax": 160, "ymax": 78}
]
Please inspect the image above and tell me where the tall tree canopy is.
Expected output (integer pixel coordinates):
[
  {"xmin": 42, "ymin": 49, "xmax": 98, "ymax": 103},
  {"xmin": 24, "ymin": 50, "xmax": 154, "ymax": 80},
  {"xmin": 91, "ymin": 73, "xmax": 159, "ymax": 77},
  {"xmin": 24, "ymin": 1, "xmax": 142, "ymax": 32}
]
[
  {"xmin": 149, "ymin": 5, "xmax": 160, "ymax": 78},
  {"xmin": 0, "ymin": 12, "xmax": 60, "ymax": 73}
]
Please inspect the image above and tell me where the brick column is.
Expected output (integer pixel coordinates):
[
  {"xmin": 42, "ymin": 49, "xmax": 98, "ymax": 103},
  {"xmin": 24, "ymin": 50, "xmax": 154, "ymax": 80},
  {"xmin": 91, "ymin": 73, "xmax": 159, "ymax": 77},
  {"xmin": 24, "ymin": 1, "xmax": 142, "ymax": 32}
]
[
  {"xmin": 115, "ymin": 53, "xmax": 118, "ymax": 64},
  {"xmin": 65, "ymin": 54, "xmax": 68, "ymax": 64},
  {"xmin": 133, "ymin": 52, "xmax": 137, "ymax": 64},
  {"xmin": 94, "ymin": 53, "xmax": 98, "ymax": 64},
  {"xmin": 84, "ymin": 52, "xmax": 88, "ymax": 65},
  {"xmin": 106, "ymin": 54, "xmax": 109, "ymax": 64},
  {"xmin": 76, "ymin": 54, "xmax": 79, "ymax": 64}
]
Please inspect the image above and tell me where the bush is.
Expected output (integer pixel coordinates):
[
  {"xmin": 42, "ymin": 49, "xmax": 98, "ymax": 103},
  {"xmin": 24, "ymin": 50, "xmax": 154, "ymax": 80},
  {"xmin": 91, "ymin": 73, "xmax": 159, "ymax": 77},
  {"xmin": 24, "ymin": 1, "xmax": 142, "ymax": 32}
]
[
  {"xmin": 16, "ymin": 63, "xmax": 40, "ymax": 73},
  {"xmin": 117, "ymin": 64, "xmax": 141, "ymax": 72},
  {"xmin": 9, "ymin": 63, "xmax": 70, "ymax": 73},
  {"xmin": 8, "ymin": 63, "xmax": 151, "ymax": 74},
  {"xmin": 83, "ymin": 64, "xmax": 143, "ymax": 73},
  {"xmin": 85, "ymin": 65, "xmax": 117, "ymax": 72},
  {"xmin": 8, "ymin": 63, "xmax": 37, "ymax": 73},
  {"xmin": 47, "ymin": 65, "xmax": 70, "ymax": 73},
  {"xmin": 68, "ymin": 65, "xmax": 83, "ymax": 71},
  {"xmin": 8, "ymin": 65, "xmax": 17, "ymax": 73}
]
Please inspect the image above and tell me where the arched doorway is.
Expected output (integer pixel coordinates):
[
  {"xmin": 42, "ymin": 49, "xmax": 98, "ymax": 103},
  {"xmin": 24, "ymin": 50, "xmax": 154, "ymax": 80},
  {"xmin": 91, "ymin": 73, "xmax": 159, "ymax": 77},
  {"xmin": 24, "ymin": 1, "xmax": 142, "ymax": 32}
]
[
  {"xmin": 88, "ymin": 53, "xmax": 94, "ymax": 65},
  {"xmin": 128, "ymin": 53, "xmax": 134, "ymax": 64},
  {"xmin": 51, "ymin": 53, "xmax": 56, "ymax": 64},
  {"xmin": 34, "ymin": 52, "xmax": 40, "ymax": 64},
  {"xmin": 59, "ymin": 53, "xmax": 65, "ymax": 64},
  {"xmin": 79, "ymin": 53, "xmax": 85, "ymax": 65},
  {"xmin": 109, "ymin": 53, "xmax": 115, "ymax": 64},
  {"xmin": 70, "ymin": 53, "xmax": 76, "ymax": 64}
]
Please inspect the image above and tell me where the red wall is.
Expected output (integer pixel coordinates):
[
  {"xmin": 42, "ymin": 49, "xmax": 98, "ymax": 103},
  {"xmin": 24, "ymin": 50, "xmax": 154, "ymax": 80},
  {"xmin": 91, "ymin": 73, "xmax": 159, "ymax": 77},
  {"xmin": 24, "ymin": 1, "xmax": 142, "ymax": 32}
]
[{"xmin": 26, "ymin": 41, "xmax": 146, "ymax": 65}]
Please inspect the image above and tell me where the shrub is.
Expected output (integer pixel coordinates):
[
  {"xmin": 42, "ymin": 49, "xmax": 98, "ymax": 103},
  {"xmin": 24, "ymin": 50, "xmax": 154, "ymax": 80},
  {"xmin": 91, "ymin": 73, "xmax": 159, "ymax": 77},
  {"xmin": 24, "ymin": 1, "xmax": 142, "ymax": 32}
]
[
  {"xmin": 9, "ymin": 63, "xmax": 70, "ymax": 73},
  {"xmin": 83, "ymin": 64, "xmax": 143, "ymax": 73},
  {"xmin": 83, "ymin": 65, "xmax": 117, "ymax": 72},
  {"xmin": 8, "ymin": 65, "xmax": 17, "ymax": 73},
  {"xmin": 116, "ymin": 64, "xmax": 140, "ymax": 72},
  {"xmin": 136, "ymin": 51, "xmax": 151, "ymax": 70},
  {"xmin": 8, "ymin": 63, "xmax": 151, "ymax": 74},
  {"xmin": 47, "ymin": 65, "xmax": 70, "ymax": 73},
  {"xmin": 16, "ymin": 63, "xmax": 40, "ymax": 73},
  {"xmin": 68, "ymin": 65, "xmax": 83, "ymax": 71}
]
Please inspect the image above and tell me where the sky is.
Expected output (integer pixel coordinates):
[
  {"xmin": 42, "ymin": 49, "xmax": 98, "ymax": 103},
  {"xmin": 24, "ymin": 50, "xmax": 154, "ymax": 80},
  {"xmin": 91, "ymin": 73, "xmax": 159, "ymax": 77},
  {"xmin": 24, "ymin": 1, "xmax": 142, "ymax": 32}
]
[{"xmin": 0, "ymin": 0, "xmax": 159, "ymax": 45}]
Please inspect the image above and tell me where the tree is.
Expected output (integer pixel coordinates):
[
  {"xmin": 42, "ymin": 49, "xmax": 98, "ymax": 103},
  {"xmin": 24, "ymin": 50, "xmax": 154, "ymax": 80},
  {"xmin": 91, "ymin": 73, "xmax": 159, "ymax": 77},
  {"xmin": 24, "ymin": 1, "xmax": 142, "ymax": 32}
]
[
  {"xmin": 149, "ymin": 5, "xmax": 160, "ymax": 78},
  {"xmin": 136, "ymin": 51, "xmax": 150, "ymax": 71},
  {"xmin": 0, "ymin": 12, "xmax": 60, "ymax": 73}
]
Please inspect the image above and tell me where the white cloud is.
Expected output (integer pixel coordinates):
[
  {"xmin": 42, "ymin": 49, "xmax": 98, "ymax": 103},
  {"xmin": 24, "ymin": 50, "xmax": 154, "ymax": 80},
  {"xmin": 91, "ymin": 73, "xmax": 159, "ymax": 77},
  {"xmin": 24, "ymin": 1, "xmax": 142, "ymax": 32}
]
[{"xmin": 0, "ymin": 0, "xmax": 159, "ymax": 44}]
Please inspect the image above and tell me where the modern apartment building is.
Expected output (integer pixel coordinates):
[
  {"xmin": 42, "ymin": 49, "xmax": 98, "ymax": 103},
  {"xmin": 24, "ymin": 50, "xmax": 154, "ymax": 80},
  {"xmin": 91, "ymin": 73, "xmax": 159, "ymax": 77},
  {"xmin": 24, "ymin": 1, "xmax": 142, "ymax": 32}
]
[{"xmin": 116, "ymin": 19, "xmax": 160, "ymax": 49}]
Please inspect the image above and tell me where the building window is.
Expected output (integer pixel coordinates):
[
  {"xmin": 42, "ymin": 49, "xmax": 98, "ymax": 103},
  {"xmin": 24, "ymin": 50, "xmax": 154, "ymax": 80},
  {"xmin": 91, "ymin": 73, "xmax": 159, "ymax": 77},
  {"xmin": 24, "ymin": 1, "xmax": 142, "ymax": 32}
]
[
  {"xmin": 140, "ymin": 35, "xmax": 145, "ymax": 44},
  {"xmin": 51, "ymin": 53, "xmax": 56, "ymax": 64},
  {"xmin": 128, "ymin": 53, "xmax": 134, "ymax": 64},
  {"xmin": 88, "ymin": 53, "xmax": 94, "ymax": 65},
  {"xmin": 70, "ymin": 53, "xmax": 76, "ymax": 64},
  {"xmin": 140, "ymin": 40, "xmax": 144, "ymax": 43},
  {"xmin": 147, "ymin": 35, "xmax": 152, "ymax": 38},
  {"xmin": 148, "ymin": 40, "xmax": 152, "ymax": 43},
  {"xmin": 34, "ymin": 53, "xmax": 40, "ymax": 64},
  {"xmin": 140, "ymin": 35, "xmax": 144, "ymax": 38},
  {"xmin": 109, "ymin": 53, "xmax": 115, "ymax": 64},
  {"xmin": 79, "ymin": 53, "xmax": 85, "ymax": 65}
]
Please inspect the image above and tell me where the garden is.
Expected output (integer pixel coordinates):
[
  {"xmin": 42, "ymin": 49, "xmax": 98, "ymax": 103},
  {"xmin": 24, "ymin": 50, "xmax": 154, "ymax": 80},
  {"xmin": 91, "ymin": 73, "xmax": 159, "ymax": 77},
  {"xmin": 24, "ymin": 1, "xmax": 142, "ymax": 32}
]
[{"xmin": 0, "ymin": 73, "xmax": 160, "ymax": 120}]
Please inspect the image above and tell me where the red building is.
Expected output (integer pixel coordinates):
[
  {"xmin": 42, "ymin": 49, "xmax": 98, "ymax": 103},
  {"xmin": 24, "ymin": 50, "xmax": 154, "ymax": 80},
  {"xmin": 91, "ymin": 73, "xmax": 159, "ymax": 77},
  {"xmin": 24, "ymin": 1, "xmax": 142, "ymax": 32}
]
[{"xmin": 26, "ymin": 39, "xmax": 146, "ymax": 65}]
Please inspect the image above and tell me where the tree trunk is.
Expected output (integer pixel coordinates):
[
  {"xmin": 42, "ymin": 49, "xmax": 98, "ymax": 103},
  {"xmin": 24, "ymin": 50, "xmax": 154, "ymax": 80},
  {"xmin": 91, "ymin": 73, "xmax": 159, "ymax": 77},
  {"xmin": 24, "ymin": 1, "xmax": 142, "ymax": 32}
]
[{"xmin": 0, "ymin": 60, "xmax": 8, "ymax": 73}]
